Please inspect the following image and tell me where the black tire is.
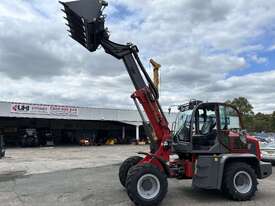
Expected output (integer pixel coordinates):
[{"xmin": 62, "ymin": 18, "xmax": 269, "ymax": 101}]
[
  {"xmin": 0, "ymin": 151, "xmax": 5, "ymax": 158},
  {"xmin": 39, "ymin": 137, "xmax": 47, "ymax": 146},
  {"xmin": 119, "ymin": 156, "xmax": 143, "ymax": 187},
  {"xmin": 26, "ymin": 137, "xmax": 32, "ymax": 147},
  {"xmin": 222, "ymin": 162, "xmax": 258, "ymax": 201},
  {"xmin": 21, "ymin": 137, "xmax": 26, "ymax": 147},
  {"xmin": 34, "ymin": 137, "xmax": 39, "ymax": 147},
  {"xmin": 126, "ymin": 164, "xmax": 168, "ymax": 206}
]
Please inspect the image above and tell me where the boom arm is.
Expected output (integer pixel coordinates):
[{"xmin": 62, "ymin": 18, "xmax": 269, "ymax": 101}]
[
  {"xmin": 60, "ymin": 0, "xmax": 171, "ymax": 160},
  {"xmin": 101, "ymin": 38, "xmax": 171, "ymax": 153}
]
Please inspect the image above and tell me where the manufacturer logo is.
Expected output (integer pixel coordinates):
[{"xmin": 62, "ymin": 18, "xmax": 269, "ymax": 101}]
[{"xmin": 12, "ymin": 104, "xmax": 30, "ymax": 112}]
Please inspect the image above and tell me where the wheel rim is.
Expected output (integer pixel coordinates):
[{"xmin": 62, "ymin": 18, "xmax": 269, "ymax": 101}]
[
  {"xmin": 137, "ymin": 174, "xmax": 160, "ymax": 200},
  {"xmin": 233, "ymin": 171, "xmax": 252, "ymax": 194}
]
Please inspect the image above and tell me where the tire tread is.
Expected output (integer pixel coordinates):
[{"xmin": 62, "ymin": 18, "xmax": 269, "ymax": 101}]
[{"xmin": 119, "ymin": 156, "xmax": 142, "ymax": 187}]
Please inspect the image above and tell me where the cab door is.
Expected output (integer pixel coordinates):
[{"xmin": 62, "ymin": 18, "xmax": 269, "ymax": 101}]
[{"xmin": 218, "ymin": 105, "xmax": 248, "ymax": 152}]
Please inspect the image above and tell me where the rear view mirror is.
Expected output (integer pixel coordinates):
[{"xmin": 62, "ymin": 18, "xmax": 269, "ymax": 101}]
[{"xmin": 60, "ymin": 0, "xmax": 107, "ymax": 52}]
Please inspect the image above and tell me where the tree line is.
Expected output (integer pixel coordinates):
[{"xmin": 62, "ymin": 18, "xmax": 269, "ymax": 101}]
[{"xmin": 226, "ymin": 97, "xmax": 275, "ymax": 132}]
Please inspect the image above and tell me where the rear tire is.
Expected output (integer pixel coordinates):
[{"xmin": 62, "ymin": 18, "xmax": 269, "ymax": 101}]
[
  {"xmin": 119, "ymin": 156, "xmax": 142, "ymax": 187},
  {"xmin": 126, "ymin": 164, "xmax": 167, "ymax": 206},
  {"xmin": 222, "ymin": 162, "xmax": 257, "ymax": 201}
]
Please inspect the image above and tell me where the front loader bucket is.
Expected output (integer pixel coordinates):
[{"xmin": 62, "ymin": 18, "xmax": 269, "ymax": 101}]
[{"xmin": 60, "ymin": 0, "xmax": 107, "ymax": 52}]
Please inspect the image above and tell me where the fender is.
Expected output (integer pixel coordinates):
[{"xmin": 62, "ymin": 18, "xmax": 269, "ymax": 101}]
[
  {"xmin": 217, "ymin": 154, "xmax": 259, "ymax": 189},
  {"xmin": 138, "ymin": 152, "xmax": 170, "ymax": 176}
]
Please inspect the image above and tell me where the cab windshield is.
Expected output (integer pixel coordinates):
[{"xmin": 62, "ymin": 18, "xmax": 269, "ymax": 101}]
[{"xmin": 173, "ymin": 110, "xmax": 192, "ymax": 136}]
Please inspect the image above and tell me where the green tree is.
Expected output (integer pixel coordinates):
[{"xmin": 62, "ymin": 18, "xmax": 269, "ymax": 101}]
[
  {"xmin": 271, "ymin": 111, "xmax": 275, "ymax": 131},
  {"xmin": 226, "ymin": 97, "xmax": 254, "ymax": 115},
  {"xmin": 253, "ymin": 113, "xmax": 271, "ymax": 132},
  {"xmin": 226, "ymin": 97, "xmax": 275, "ymax": 132},
  {"xmin": 226, "ymin": 97, "xmax": 254, "ymax": 130},
  {"xmin": 226, "ymin": 97, "xmax": 254, "ymax": 131}
]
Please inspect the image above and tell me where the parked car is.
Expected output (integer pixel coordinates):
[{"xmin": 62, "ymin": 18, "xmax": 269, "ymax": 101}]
[
  {"xmin": 255, "ymin": 135, "xmax": 270, "ymax": 143},
  {"xmin": 260, "ymin": 142, "xmax": 275, "ymax": 165}
]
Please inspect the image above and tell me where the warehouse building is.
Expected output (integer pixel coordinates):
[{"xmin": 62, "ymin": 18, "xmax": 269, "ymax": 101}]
[{"xmin": 0, "ymin": 101, "xmax": 176, "ymax": 147}]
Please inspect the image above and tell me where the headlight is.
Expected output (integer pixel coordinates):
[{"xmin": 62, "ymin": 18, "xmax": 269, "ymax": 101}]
[{"xmin": 261, "ymin": 151, "xmax": 268, "ymax": 155}]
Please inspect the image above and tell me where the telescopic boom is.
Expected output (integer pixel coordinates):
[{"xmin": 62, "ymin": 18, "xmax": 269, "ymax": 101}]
[{"xmin": 60, "ymin": 0, "xmax": 171, "ymax": 155}]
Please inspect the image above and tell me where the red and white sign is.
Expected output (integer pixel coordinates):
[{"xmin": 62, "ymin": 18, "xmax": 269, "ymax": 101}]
[
  {"xmin": 10, "ymin": 103, "xmax": 78, "ymax": 117},
  {"xmin": 11, "ymin": 103, "xmax": 49, "ymax": 115},
  {"xmin": 50, "ymin": 105, "xmax": 78, "ymax": 116}
]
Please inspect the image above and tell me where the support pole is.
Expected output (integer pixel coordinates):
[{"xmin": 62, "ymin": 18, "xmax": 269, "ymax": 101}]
[
  {"xmin": 136, "ymin": 125, "xmax": 140, "ymax": 141},
  {"xmin": 0, "ymin": 132, "xmax": 5, "ymax": 158},
  {"xmin": 122, "ymin": 126, "xmax": 125, "ymax": 141}
]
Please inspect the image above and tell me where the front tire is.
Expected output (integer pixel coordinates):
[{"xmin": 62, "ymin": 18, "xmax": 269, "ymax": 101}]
[
  {"xmin": 222, "ymin": 162, "xmax": 257, "ymax": 201},
  {"xmin": 126, "ymin": 164, "xmax": 168, "ymax": 206},
  {"xmin": 119, "ymin": 156, "xmax": 143, "ymax": 187}
]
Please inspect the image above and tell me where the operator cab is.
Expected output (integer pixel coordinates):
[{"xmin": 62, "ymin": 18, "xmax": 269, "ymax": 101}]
[{"xmin": 172, "ymin": 101, "xmax": 243, "ymax": 154}]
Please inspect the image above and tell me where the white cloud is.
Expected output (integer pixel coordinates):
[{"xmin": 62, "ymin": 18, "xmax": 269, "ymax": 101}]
[
  {"xmin": 250, "ymin": 54, "xmax": 268, "ymax": 64},
  {"xmin": 0, "ymin": 0, "xmax": 275, "ymax": 113},
  {"xmin": 268, "ymin": 44, "xmax": 275, "ymax": 51},
  {"xmin": 200, "ymin": 70, "xmax": 275, "ymax": 113}
]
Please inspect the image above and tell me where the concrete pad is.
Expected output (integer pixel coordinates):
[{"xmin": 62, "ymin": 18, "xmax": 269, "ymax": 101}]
[{"xmin": 0, "ymin": 145, "xmax": 147, "ymax": 175}]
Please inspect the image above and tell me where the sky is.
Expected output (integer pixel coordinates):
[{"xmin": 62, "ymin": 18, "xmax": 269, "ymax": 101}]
[{"xmin": 0, "ymin": 0, "xmax": 275, "ymax": 113}]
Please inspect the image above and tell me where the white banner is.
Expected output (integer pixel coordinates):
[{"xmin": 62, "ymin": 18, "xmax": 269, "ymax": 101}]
[
  {"xmin": 10, "ymin": 103, "xmax": 78, "ymax": 117},
  {"xmin": 50, "ymin": 105, "xmax": 78, "ymax": 116}
]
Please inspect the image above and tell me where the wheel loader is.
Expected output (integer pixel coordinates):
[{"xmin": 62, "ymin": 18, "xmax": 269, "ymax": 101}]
[{"xmin": 60, "ymin": 1, "xmax": 272, "ymax": 205}]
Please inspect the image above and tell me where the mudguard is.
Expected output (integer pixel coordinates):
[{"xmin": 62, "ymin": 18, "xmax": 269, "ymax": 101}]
[
  {"xmin": 192, "ymin": 154, "xmax": 271, "ymax": 190},
  {"xmin": 217, "ymin": 154, "xmax": 271, "ymax": 189},
  {"xmin": 192, "ymin": 155, "xmax": 220, "ymax": 189}
]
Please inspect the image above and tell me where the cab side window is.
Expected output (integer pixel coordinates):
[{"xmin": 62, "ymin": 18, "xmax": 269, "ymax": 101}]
[
  {"xmin": 197, "ymin": 108, "xmax": 217, "ymax": 135},
  {"xmin": 219, "ymin": 105, "xmax": 241, "ymax": 130}
]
